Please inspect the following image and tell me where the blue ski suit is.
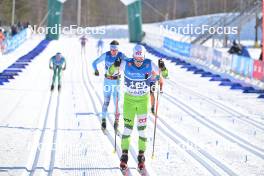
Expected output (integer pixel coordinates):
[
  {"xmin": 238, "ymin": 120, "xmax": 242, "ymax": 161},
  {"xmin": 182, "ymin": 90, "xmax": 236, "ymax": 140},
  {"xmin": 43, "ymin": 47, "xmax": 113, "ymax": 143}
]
[{"xmin": 92, "ymin": 51, "xmax": 129, "ymax": 119}]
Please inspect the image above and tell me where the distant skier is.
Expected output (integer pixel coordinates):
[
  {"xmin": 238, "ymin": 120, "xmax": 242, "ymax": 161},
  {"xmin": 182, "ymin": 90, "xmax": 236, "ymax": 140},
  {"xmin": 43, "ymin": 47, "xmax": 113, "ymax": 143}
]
[
  {"xmin": 97, "ymin": 38, "xmax": 104, "ymax": 56},
  {"xmin": 49, "ymin": 52, "xmax": 66, "ymax": 91},
  {"xmin": 107, "ymin": 44, "xmax": 168, "ymax": 174},
  {"xmin": 80, "ymin": 35, "xmax": 88, "ymax": 54},
  {"xmin": 92, "ymin": 40, "xmax": 129, "ymax": 131}
]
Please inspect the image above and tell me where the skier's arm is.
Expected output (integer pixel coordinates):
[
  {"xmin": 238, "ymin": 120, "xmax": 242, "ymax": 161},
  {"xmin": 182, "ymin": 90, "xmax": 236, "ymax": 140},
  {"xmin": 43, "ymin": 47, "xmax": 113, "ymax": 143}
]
[
  {"xmin": 151, "ymin": 60, "xmax": 168, "ymax": 78},
  {"xmin": 158, "ymin": 59, "xmax": 168, "ymax": 78},
  {"xmin": 119, "ymin": 60, "xmax": 126, "ymax": 72},
  {"xmin": 62, "ymin": 57, "xmax": 66, "ymax": 70},
  {"xmin": 92, "ymin": 53, "xmax": 106, "ymax": 71},
  {"xmin": 151, "ymin": 59, "xmax": 168, "ymax": 92},
  {"xmin": 121, "ymin": 53, "xmax": 131, "ymax": 61},
  {"xmin": 151, "ymin": 62, "xmax": 160, "ymax": 79},
  {"xmin": 49, "ymin": 57, "xmax": 53, "ymax": 69}
]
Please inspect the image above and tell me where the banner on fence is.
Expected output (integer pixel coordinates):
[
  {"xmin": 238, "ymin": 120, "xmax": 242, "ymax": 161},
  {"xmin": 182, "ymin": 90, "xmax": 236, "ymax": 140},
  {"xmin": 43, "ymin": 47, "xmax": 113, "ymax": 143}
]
[
  {"xmin": 163, "ymin": 37, "xmax": 191, "ymax": 57},
  {"xmin": 3, "ymin": 29, "xmax": 28, "ymax": 54},
  {"xmin": 220, "ymin": 52, "xmax": 233, "ymax": 71},
  {"xmin": 232, "ymin": 55, "xmax": 253, "ymax": 77},
  {"xmin": 212, "ymin": 49, "xmax": 222, "ymax": 68},
  {"xmin": 190, "ymin": 44, "xmax": 207, "ymax": 61}
]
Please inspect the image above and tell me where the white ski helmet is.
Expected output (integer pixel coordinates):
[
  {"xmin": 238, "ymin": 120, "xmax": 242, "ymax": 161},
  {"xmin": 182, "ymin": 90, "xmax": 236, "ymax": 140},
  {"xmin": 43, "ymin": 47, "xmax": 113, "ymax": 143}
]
[{"xmin": 133, "ymin": 44, "xmax": 145, "ymax": 58}]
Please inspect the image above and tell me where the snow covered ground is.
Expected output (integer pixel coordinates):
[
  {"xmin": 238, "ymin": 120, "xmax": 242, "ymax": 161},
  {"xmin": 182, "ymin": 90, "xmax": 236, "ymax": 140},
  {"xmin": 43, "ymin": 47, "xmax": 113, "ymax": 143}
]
[{"xmin": 0, "ymin": 34, "xmax": 264, "ymax": 176}]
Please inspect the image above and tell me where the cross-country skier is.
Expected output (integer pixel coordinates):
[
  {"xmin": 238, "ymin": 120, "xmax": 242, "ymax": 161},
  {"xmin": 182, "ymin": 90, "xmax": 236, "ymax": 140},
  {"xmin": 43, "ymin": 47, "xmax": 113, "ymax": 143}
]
[
  {"xmin": 97, "ymin": 38, "xmax": 104, "ymax": 56},
  {"xmin": 80, "ymin": 35, "xmax": 88, "ymax": 54},
  {"xmin": 49, "ymin": 52, "xmax": 66, "ymax": 91},
  {"xmin": 92, "ymin": 40, "xmax": 129, "ymax": 131},
  {"xmin": 107, "ymin": 44, "xmax": 168, "ymax": 173}
]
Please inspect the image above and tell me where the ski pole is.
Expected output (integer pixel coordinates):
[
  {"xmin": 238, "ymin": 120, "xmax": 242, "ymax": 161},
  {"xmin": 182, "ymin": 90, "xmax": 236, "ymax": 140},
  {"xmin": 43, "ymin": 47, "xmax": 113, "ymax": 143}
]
[
  {"xmin": 114, "ymin": 93, "xmax": 118, "ymax": 152},
  {"xmin": 152, "ymin": 72, "xmax": 161, "ymax": 158},
  {"xmin": 114, "ymin": 80, "xmax": 120, "ymax": 153}
]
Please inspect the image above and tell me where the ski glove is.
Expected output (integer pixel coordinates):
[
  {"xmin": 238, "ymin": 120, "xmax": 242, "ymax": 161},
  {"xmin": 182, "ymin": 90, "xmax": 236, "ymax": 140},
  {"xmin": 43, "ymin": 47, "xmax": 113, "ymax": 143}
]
[
  {"xmin": 114, "ymin": 57, "xmax": 122, "ymax": 67},
  {"xmin": 158, "ymin": 59, "xmax": 166, "ymax": 71},
  {"xmin": 162, "ymin": 69, "xmax": 168, "ymax": 78},
  {"xmin": 95, "ymin": 70, "xmax": 99, "ymax": 76},
  {"xmin": 145, "ymin": 73, "xmax": 149, "ymax": 80},
  {"xmin": 108, "ymin": 65, "xmax": 117, "ymax": 76}
]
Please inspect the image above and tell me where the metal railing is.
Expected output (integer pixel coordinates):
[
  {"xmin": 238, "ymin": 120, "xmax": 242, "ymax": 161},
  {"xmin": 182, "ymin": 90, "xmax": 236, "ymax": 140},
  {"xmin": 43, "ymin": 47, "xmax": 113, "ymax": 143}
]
[{"xmin": 191, "ymin": 0, "xmax": 262, "ymax": 45}]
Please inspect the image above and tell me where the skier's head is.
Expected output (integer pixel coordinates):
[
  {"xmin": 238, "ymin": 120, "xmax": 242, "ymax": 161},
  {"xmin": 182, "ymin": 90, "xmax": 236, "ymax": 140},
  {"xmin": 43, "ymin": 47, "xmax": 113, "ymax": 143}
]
[
  {"xmin": 133, "ymin": 44, "xmax": 145, "ymax": 67},
  {"xmin": 56, "ymin": 52, "xmax": 62, "ymax": 60},
  {"xmin": 110, "ymin": 40, "xmax": 119, "ymax": 56}
]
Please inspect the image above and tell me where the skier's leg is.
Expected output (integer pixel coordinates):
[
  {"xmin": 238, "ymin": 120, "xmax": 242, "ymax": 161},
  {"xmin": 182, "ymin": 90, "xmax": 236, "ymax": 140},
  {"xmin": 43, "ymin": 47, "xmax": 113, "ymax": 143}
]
[
  {"xmin": 120, "ymin": 94, "xmax": 136, "ymax": 170},
  {"xmin": 113, "ymin": 80, "xmax": 120, "ymax": 114},
  {"xmin": 136, "ymin": 94, "xmax": 149, "ymax": 153},
  {"xmin": 51, "ymin": 67, "xmax": 57, "ymax": 90},
  {"xmin": 113, "ymin": 80, "xmax": 120, "ymax": 130},
  {"xmin": 102, "ymin": 79, "xmax": 112, "ymax": 128},
  {"xmin": 136, "ymin": 94, "xmax": 148, "ymax": 170},
  {"xmin": 58, "ymin": 67, "xmax": 62, "ymax": 90},
  {"xmin": 52, "ymin": 67, "xmax": 57, "ymax": 85},
  {"xmin": 121, "ymin": 94, "xmax": 137, "ymax": 152}
]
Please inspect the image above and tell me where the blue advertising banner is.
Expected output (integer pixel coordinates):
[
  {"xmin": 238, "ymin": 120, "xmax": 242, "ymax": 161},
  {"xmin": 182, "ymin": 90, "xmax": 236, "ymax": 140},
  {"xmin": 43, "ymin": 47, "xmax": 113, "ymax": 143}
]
[
  {"xmin": 231, "ymin": 55, "xmax": 241, "ymax": 74},
  {"xmin": 232, "ymin": 55, "xmax": 253, "ymax": 77},
  {"xmin": 240, "ymin": 56, "xmax": 253, "ymax": 77},
  {"xmin": 212, "ymin": 49, "xmax": 222, "ymax": 68},
  {"xmin": 190, "ymin": 44, "xmax": 207, "ymax": 61},
  {"xmin": 247, "ymin": 59, "xmax": 254, "ymax": 78},
  {"xmin": 3, "ymin": 29, "xmax": 27, "ymax": 54},
  {"xmin": 163, "ymin": 37, "xmax": 191, "ymax": 57}
]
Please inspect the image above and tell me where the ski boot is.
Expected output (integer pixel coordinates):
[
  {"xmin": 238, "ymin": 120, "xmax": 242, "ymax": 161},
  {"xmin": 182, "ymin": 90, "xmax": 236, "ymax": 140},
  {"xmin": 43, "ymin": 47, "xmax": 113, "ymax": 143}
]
[
  {"xmin": 101, "ymin": 118, "xmax": 106, "ymax": 130},
  {"xmin": 120, "ymin": 151, "xmax": 128, "ymax": 175},
  {"xmin": 58, "ymin": 84, "xmax": 61, "ymax": 91},
  {"xmin": 137, "ymin": 152, "xmax": 146, "ymax": 175},
  {"xmin": 51, "ymin": 84, "xmax": 54, "ymax": 91}
]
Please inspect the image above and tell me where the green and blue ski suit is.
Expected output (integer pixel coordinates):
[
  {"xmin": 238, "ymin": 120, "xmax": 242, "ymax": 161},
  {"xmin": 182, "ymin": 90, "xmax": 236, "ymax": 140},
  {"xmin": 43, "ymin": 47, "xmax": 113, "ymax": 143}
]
[
  {"xmin": 109, "ymin": 58, "xmax": 168, "ymax": 152},
  {"xmin": 49, "ymin": 54, "xmax": 66, "ymax": 86}
]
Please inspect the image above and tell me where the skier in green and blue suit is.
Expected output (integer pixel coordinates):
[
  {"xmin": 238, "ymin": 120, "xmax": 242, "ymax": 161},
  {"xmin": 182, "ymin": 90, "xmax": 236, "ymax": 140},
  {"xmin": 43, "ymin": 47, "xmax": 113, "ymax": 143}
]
[
  {"xmin": 107, "ymin": 44, "xmax": 168, "ymax": 172},
  {"xmin": 49, "ymin": 52, "xmax": 66, "ymax": 91}
]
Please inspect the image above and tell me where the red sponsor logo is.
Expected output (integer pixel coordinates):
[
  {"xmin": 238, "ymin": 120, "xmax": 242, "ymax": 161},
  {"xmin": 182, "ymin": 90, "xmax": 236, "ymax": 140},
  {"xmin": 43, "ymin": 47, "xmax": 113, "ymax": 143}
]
[
  {"xmin": 253, "ymin": 60, "xmax": 264, "ymax": 81},
  {"xmin": 135, "ymin": 51, "xmax": 142, "ymax": 55},
  {"xmin": 138, "ymin": 117, "xmax": 147, "ymax": 123}
]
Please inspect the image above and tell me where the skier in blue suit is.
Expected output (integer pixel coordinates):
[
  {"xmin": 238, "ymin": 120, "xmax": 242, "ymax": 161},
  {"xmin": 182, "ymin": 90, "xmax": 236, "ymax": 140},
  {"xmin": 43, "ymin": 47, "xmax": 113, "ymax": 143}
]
[
  {"xmin": 92, "ymin": 40, "xmax": 129, "ymax": 130},
  {"xmin": 97, "ymin": 38, "xmax": 104, "ymax": 56}
]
